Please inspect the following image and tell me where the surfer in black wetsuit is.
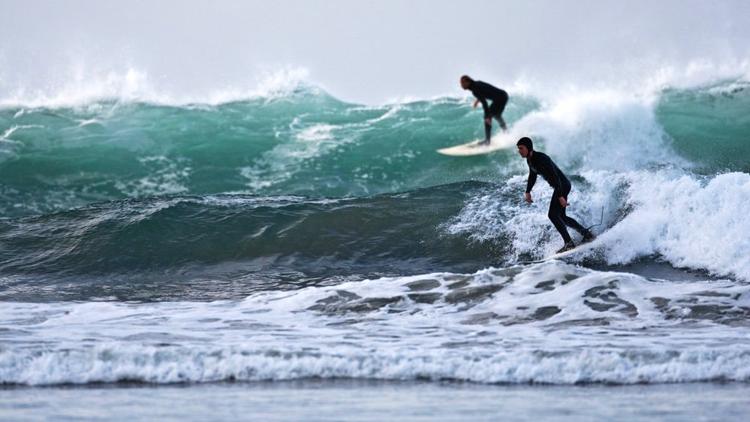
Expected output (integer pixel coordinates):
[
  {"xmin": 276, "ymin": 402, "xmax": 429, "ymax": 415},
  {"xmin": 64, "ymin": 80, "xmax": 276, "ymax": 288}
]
[
  {"xmin": 516, "ymin": 137, "xmax": 594, "ymax": 253},
  {"xmin": 460, "ymin": 75, "xmax": 508, "ymax": 145}
]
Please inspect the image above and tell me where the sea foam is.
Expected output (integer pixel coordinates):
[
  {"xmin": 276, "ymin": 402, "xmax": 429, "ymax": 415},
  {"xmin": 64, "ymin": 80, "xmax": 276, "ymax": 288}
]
[{"xmin": 2, "ymin": 262, "xmax": 749, "ymax": 386}]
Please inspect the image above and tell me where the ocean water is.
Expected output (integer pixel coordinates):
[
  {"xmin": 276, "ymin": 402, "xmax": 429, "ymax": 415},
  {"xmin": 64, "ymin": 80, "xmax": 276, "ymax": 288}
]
[
  {"xmin": 3, "ymin": 381, "xmax": 750, "ymax": 421},
  {"xmin": 1, "ymin": 75, "xmax": 750, "ymax": 418}
]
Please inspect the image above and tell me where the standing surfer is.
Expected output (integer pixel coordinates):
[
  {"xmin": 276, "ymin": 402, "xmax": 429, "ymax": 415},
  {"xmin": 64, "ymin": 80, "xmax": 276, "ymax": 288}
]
[
  {"xmin": 460, "ymin": 75, "xmax": 508, "ymax": 145},
  {"xmin": 516, "ymin": 137, "xmax": 595, "ymax": 253}
]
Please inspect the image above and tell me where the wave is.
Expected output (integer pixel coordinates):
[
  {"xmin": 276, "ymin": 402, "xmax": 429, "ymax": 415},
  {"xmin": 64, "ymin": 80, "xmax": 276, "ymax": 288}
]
[
  {"xmin": 1, "ymin": 78, "xmax": 748, "ymax": 287},
  {"xmin": 656, "ymin": 80, "xmax": 750, "ymax": 172},
  {"xmin": 1, "ymin": 79, "xmax": 747, "ymax": 219},
  {"xmin": 0, "ymin": 91, "xmax": 540, "ymax": 217},
  {"xmin": 2, "ymin": 262, "xmax": 749, "ymax": 386},
  {"xmin": 2, "ymin": 169, "xmax": 749, "ymax": 304},
  {"xmin": 0, "ymin": 183, "xmax": 498, "ymax": 301},
  {"xmin": 4, "ymin": 345, "xmax": 749, "ymax": 386}
]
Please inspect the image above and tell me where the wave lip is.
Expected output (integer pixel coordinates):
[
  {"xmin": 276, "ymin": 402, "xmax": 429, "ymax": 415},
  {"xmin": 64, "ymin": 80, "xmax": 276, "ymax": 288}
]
[{"xmin": 0, "ymin": 67, "xmax": 317, "ymax": 109}]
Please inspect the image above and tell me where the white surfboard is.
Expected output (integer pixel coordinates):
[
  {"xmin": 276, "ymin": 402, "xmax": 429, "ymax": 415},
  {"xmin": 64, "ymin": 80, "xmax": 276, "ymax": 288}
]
[
  {"xmin": 518, "ymin": 238, "xmax": 600, "ymax": 265},
  {"xmin": 543, "ymin": 240, "xmax": 598, "ymax": 261},
  {"xmin": 437, "ymin": 132, "xmax": 517, "ymax": 156}
]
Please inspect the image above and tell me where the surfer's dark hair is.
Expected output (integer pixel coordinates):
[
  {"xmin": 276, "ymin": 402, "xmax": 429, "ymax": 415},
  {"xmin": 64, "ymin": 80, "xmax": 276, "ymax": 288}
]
[
  {"xmin": 460, "ymin": 75, "xmax": 473, "ymax": 84},
  {"xmin": 516, "ymin": 137, "xmax": 533, "ymax": 150}
]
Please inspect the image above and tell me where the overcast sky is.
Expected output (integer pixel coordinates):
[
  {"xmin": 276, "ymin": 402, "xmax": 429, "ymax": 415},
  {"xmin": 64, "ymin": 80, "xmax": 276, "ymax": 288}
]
[{"xmin": 1, "ymin": 0, "xmax": 749, "ymax": 103}]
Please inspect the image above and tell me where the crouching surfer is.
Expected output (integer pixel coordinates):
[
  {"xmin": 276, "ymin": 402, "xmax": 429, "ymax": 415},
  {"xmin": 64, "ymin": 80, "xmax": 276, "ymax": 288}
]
[
  {"xmin": 516, "ymin": 137, "xmax": 594, "ymax": 253},
  {"xmin": 460, "ymin": 75, "xmax": 508, "ymax": 145}
]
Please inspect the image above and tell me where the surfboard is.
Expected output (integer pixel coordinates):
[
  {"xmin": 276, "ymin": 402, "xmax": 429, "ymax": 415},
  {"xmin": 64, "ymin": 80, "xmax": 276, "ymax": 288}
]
[
  {"xmin": 519, "ymin": 238, "xmax": 600, "ymax": 265},
  {"xmin": 543, "ymin": 239, "xmax": 598, "ymax": 261},
  {"xmin": 437, "ymin": 133, "xmax": 516, "ymax": 156}
]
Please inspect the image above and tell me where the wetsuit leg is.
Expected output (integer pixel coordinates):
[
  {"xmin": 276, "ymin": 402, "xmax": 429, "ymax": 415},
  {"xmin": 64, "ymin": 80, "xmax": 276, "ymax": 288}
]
[
  {"xmin": 548, "ymin": 193, "xmax": 573, "ymax": 244},
  {"xmin": 484, "ymin": 92, "xmax": 510, "ymax": 141},
  {"xmin": 484, "ymin": 102, "xmax": 501, "ymax": 141},
  {"xmin": 495, "ymin": 115, "xmax": 507, "ymax": 131},
  {"xmin": 548, "ymin": 184, "xmax": 589, "ymax": 242},
  {"xmin": 490, "ymin": 93, "xmax": 509, "ymax": 131},
  {"xmin": 562, "ymin": 206, "xmax": 588, "ymax": 235},
  {"xmin": 559, "ymin": 184, "xmax": 589, "ymax": 235}
]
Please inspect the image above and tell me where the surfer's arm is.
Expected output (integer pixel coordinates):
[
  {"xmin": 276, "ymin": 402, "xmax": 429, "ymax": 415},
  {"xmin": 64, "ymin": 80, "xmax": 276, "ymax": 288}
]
[
  {"xmin": 526, "ymin": 171, "xmax": 537, "ymax": 194},
  {"xmin": 473, "ymin": 99, "xmax": 480, "ymax": 108},
  {"xmin": 525, "ymin": 172, "xmax": 535, "ymax": 203}
]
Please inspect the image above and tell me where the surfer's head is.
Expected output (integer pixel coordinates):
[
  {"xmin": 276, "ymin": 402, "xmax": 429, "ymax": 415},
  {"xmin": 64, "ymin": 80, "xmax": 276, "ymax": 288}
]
[
  {"xmin": 516, "ymin": 137, "xmax": 533, "ymax": 158},
  {"xmin": 460, "ymin": 75, "xmax": 473, "ymax": 90}
]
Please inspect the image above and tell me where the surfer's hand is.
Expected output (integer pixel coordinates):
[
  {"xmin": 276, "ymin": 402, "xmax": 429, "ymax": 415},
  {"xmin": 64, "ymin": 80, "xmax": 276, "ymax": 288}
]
[
  {"xmin": 473, "ymin": 100, "xmax": 479, "ymax": 108},
  {"xmin": 524, "ymin": 192, "xmax": 533, "ymax": 203},
  {"xmin": 559, "ymin": 197, "xmax": 568, "ymax": 207}
]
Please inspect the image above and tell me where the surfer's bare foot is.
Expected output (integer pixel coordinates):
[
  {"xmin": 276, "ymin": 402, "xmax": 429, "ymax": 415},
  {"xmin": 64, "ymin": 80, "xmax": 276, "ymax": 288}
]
[{"xmin": 556, "ymin": 241, "xmax": 575, "ymax": 253}]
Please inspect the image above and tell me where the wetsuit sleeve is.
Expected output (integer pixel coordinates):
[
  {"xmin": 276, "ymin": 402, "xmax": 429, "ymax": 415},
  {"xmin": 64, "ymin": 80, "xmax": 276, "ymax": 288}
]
[{"xmin": 526, "ymin": 167, "xmax": 537, "ymax": 193}]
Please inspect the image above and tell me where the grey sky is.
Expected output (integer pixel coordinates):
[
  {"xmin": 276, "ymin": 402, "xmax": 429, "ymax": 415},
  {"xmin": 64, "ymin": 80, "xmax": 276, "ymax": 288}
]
[{"xmin": 1, "ymin": 0, "xmax": 749, "ymax": 103}]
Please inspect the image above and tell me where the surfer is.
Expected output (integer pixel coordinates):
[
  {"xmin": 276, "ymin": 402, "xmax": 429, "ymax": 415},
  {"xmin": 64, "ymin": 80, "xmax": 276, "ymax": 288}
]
[
  {"xmin": 516, "ymin": 137, "xmax": 594, "ymax": 253},
  {"xmin": 460, "ymin": 75, "xmax": 508, "ymax": 145}
]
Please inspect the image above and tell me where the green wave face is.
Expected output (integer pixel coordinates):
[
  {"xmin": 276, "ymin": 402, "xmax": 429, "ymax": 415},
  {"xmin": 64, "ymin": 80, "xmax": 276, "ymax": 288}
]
[
  {"xmin": 0, "ymin": 91, "xmax": 538, "ymax": 217},
  {"xmin": 656, "ymin": 81, "xmax": 750, "ymax": 173}
]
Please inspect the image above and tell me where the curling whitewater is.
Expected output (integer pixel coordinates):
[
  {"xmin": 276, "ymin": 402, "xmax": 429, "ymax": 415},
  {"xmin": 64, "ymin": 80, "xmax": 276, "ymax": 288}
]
[{"xmin": 2, "ymin": 262, "xmax": 750, "ymax": 386}]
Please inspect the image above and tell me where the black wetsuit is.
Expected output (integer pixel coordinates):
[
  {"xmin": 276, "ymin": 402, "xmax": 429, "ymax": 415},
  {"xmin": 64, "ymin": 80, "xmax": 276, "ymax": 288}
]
[
  {"xmin": 525, "ymin": 151, "xmax": 588, "ymax": 244},
  {"xmin": 469, "ymin": 81, "xmax": 508, "ymax": 141}
]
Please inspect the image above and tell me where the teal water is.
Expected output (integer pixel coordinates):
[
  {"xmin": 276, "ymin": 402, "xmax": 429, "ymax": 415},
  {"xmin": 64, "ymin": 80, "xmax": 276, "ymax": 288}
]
[
  {"xmin": 0, "ymin": 92, "xmax": 538, "ymax": 217},
  {"xmin": 2, "ymin": 82, "xmax": 747, "ymax": 220},
  {"xmin": 656, "ymin": 81, "xmax": 750, "ymax": 173}
]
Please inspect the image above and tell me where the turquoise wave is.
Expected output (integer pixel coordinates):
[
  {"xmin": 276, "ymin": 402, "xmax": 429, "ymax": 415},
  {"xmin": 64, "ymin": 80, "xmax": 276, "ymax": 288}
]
[
  {"xmin": 656, "ymin": 81, "xmax": 750, "ymax": 173},
  {"xmin": 0, "ymin": 90, "xmax": 537, "ymax": 217},
  {"xmin": 1, "ymin": 80, "xmax": 748, "ymax": 218}
]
